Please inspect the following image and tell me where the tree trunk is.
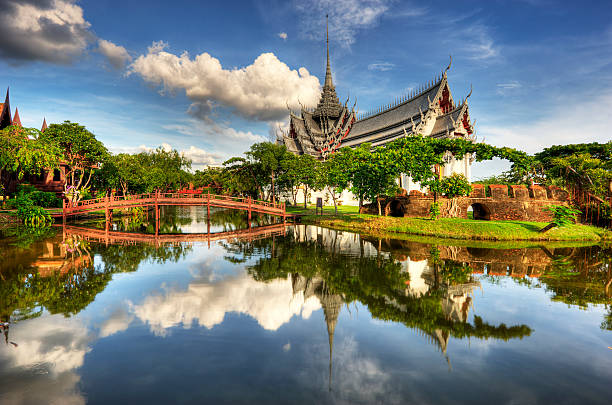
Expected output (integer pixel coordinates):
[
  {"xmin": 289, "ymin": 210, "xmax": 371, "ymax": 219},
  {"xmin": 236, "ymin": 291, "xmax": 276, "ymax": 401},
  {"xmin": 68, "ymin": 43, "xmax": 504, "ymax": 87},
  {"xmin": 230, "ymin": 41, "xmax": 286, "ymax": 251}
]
[
  {"xmin": 271, "ymin": 170, "xmax": 275, "ymax": 203},
  {"xmin": 303, "ymin": 186, "xmax": 309, "ymax": 209},
  {"xmin": 377, "ymin": 198, "xmax": 382, "ymax": 216},
  {"xmin": 539, "ymin": 223, "xmax": 557, "ymax": 233}
]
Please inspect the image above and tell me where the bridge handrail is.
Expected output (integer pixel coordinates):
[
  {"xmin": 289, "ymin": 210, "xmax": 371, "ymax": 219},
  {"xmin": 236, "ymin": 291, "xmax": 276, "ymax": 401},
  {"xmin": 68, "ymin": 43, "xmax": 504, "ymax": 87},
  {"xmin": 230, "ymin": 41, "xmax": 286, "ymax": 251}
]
[{"xmin": 64, "ymin": 191, "xmax": 286, "ymax": 214}]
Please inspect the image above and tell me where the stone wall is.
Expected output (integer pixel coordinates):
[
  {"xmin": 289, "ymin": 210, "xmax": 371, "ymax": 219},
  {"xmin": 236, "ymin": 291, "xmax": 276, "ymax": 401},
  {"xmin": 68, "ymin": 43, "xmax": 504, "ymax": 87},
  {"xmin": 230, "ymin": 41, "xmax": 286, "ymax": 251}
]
[{"xmin": 361, "ymin": 184, "xmax": 570, "ymax": 222}]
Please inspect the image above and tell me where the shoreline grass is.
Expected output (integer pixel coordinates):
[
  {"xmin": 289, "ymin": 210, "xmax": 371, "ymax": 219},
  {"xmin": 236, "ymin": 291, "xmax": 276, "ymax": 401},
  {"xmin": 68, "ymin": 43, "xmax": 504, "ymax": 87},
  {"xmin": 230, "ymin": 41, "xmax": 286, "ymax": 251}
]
[{"xmin": 288, "ymin": 205, "xmax": 609, "ymax": 242}]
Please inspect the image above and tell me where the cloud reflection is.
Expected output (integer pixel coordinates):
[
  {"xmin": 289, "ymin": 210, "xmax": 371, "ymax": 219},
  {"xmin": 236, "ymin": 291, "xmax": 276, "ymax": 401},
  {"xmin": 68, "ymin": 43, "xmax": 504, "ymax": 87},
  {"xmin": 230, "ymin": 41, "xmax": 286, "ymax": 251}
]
[{"xmin": 130, "ymin": 273, "xmax": 321, "ymax": 336}]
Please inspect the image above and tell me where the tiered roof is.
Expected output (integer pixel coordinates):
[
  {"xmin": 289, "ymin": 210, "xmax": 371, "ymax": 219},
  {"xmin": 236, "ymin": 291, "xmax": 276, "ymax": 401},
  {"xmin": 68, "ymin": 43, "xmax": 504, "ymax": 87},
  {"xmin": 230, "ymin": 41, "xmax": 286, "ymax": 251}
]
[
  {"xmin": 281, "ymin": 24, "xmax": 475, "ymax": 158},
  {"xmin": 0, "ymin": 87, "xmax": 51, "ymax": 132},
  {"xmin": 0, "ymin": 88, "xmax": 12, "ymax": 130}
]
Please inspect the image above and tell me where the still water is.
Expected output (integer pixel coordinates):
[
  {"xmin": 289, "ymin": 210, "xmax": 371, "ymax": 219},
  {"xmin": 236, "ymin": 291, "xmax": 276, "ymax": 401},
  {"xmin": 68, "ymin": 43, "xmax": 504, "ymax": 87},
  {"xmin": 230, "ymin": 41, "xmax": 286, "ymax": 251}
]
[{"xmin": 0, "ymin": 206, "xmax": 611, "ymax": 404}]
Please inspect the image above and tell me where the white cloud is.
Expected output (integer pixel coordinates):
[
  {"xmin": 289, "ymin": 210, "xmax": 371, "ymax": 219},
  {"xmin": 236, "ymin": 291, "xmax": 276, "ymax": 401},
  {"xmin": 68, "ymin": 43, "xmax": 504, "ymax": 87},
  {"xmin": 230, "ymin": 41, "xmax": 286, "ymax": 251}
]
[
  {"xmin": 479, "ymin": 91, "xmax": 612, "ymax": 154},
  {"xmin": 129, "ymin": 273, "xmax": 321, "ymax": 335},
  {"xmin": 129, "ymin": 45, "xmax": 321, "ymax": 122},
  {"xmin": 368, "ymin": 62, "xmax": 395, "ymax": 71},
  {"xmin": 461, "ymin": 24, "xmax": 500, "ymax": 61},
  {"xmin": 99, "ymin": 308, "xmax": 133, "ymax": 338},
  {"xmin": 97, "ymin": 39, "xmax": 132, "ymax": 69},
  {"xmin": 0, "ymin": 0, "xmax": 93, "ymax": 64},
  {"xmin": 278, "ymin": 32, "xmax": 288, "ymax": 40},
  {"xmin": 0, "ymin": 314, "xmax": 91, "ymax": 404},
  {"xmin": 183, "ymin": 145, "xmax": 225, "ymax": 168},
  {"xmin": 295, "ymin": 0, "xmax": 392, "ymax": 47}
]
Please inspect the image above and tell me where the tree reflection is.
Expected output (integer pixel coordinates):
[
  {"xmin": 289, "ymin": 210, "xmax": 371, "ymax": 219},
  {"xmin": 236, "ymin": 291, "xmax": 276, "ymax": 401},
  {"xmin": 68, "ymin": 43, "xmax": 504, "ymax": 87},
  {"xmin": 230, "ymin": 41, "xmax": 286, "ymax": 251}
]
[
  {"xmin": 0, "ymin": 231, "xmax": 191, "ymax": 331},
  {"xmin": 235, "ymin": 227, "xmax": 533, "ymax": 353}
]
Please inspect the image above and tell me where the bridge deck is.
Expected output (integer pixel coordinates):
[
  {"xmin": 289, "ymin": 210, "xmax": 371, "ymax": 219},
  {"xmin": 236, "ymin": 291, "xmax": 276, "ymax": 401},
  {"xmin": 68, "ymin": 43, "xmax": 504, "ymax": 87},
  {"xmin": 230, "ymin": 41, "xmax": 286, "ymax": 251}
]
[{"xmin": 59, "ymin": 192, "xmax": 287, "ymax": 219}]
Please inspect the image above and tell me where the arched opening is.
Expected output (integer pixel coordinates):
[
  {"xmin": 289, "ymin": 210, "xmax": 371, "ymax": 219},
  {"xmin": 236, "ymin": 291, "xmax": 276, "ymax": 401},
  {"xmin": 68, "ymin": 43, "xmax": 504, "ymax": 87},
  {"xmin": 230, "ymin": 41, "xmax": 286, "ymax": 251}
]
[
  {"xmin": 386, "ymin": 199, "xmax": 406, "ymax": 217},
  {"xmin": 469, "ymin": 203, "xmax": 491, "ymax": 220}
]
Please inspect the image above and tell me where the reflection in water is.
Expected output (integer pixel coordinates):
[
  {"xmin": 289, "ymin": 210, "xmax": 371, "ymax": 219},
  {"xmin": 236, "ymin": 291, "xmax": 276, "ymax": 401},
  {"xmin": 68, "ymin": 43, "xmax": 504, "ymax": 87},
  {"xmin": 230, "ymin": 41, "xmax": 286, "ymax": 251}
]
[{"xmin": 0, "ymin": 218, "xmax": 611, "ymax": 403}]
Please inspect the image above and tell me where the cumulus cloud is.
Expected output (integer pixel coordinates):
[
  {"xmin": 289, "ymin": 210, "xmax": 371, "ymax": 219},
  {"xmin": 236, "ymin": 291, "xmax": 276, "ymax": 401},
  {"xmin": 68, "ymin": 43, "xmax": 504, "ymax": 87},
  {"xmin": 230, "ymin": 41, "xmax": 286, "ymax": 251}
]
[
  {"xmin": 97, "ymin": 39, "xmax": 132, "ymax": 69},
  {"xmin": 111, "ymin": 141, "xmax": 225, "ymax": 170},
  {"xmin": 295, "ymin": 0, "xmax": 392, "ymax": 47},
  {"xmin": 129, "ymin": 45, "xmax": 321, "ymax": 122},
  {"xmin": 129, "ymin": 273, "xmax": 321, "ymax": 336},
  {"xmin": 183, "ymin": 145, "xmax": 225, "ymax": 168},
  {"xmin": 0, "ymin": 0, "xmax": 94, "ymax": 64},
  {"xmin": 278, "ymin": 32, "xmax": 288, "ymax": 40}
]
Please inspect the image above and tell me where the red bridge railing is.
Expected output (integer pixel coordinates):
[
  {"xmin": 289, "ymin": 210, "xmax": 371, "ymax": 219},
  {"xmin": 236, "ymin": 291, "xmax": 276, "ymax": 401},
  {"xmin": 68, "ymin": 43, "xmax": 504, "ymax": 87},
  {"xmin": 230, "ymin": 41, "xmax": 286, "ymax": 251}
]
[{"xmin": 61, "ymin": 191, "xmax": 287, "ymax": 221}]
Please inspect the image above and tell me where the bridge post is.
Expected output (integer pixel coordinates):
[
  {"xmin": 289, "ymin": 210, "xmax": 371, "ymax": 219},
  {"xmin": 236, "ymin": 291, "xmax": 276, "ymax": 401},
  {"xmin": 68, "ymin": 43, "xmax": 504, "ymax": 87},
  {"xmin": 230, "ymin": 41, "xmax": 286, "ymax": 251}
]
[
  {"xmin": 62, "ymin": 198, "xmax": 66, "ymax": 224},
  {"xmin": 155, "ymin": 191, "xmax": 159, "ymax": 237},
  {"xmin": 248, "ymin": 196, "xmax": 251, "ymax": 222},
  {"xmin": 207, "ymin": 189, "xmax": 210, "ymax": 217},
  {"xmin": 104, "ymin": 195, "xmax": 110, "ymax": 223}
]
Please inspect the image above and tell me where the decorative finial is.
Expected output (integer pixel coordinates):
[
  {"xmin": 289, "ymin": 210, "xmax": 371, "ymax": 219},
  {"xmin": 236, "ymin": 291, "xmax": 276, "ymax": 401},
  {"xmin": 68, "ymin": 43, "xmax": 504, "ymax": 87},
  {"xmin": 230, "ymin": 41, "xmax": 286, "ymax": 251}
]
[
  {"xmin": 445, "ymin": 55, "xmax": 452, "ymax": 74},
  {"xmin": 466, "ymin": 84, "xmax": 473, "ymax": 101}
]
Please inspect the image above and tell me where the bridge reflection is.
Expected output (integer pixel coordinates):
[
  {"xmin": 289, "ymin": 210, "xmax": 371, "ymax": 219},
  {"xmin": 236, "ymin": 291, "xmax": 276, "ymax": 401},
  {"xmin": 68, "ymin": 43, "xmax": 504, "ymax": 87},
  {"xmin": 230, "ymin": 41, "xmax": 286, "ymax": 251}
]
[{"xmin": 59, "ymin": 222, "xmax": 288, "ymax": 246}]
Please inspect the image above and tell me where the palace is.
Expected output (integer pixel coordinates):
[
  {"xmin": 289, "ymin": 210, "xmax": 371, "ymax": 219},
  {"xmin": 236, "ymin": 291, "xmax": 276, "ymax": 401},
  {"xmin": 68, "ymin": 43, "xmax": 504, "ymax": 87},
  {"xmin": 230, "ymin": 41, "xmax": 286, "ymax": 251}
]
[
  {"xmin": 0, "ymin": 88, "xmax": 66, "ymax": 194},
  {"xmin": 280, "ymin": 20, "xmax": 475, "ymax": 195}
]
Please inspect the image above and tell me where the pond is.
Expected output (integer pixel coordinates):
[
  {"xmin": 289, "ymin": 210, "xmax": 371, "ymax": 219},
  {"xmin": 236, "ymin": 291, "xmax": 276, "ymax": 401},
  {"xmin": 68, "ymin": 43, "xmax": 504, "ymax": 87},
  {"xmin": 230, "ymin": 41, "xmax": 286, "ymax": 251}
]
[{"xmin": 1, "ymin": 206, "xmax": 611, "ymax": 404}]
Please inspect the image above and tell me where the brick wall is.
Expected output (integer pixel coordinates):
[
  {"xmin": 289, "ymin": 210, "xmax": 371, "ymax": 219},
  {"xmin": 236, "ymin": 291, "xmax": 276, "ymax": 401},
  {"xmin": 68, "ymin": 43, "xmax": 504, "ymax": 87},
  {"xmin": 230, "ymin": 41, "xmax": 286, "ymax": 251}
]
[{"xmin": 361, "ymin": 184, "xmax": 570, "ymax": 222}]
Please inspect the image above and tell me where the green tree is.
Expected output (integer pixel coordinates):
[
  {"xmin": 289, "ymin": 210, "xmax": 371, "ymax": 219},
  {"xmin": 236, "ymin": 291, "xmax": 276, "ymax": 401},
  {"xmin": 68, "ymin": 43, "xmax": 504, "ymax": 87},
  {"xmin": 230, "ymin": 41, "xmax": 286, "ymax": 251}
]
[
  {"xmin": 225, "ymin": 142, "xmax": 292, "ymax": 201},
  {"xmin": 40, "ymin": 121, "xmax": 108, "ymax": 203},
  {"xmin": 136, "ymin": 147, "xmax": 192, "ymax": 192},
  {"xmin": 0, "ymin": 125, "xmax": 62, "ymax": 205},
  {"xmin": 321, "ymin": 149, "xmax": 352, "ymax": 214},
  {"xmin": 430, "ymin": 173, "xmax": 472, "ymax": 217}
]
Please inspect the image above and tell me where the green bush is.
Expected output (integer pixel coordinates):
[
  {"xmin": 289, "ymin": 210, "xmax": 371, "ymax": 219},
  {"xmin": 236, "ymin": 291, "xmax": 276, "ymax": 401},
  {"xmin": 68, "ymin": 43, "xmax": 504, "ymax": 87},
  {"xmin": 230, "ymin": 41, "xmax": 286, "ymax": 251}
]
[
  {"xmin": 429, "ymin": 202, "xmax": 441, "ymax": 220},
  {"xmin": 28, "ymin": 191, "xmax": 61, "ymax": 208},
  {"xmin": 543, "ymin": 205, "xmax": 582, "ymax": 227},
  {"xmin": 15, "ymin": 197, "xmax": 53, "ymax": 227}
]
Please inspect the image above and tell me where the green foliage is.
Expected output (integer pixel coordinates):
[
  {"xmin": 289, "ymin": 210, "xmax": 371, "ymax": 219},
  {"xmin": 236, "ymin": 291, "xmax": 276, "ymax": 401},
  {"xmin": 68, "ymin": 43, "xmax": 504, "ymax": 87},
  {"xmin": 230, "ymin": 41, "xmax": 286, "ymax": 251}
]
[
  {"xmin": 26, "ymin": 191, "xmax": 61, "ymax": 208},
  {"xmin": 429, "ymin": 202, "xmax": 441, "ymax": 220},
  {"xmin": 224, "ymin": 142, "xmax": 294, "ymax": 200},
  {"xmin": 40, "ymin": 121, "xmax": 108, "ymax": 202},
  {"xmin": 94, "ymin": 148, "xmax": 192, "ymax": 195},
  {"xmin": 432, "ymin": 173, "xmax": 472, "ymax": 199},
  {"xmin": 15, "ymin": 197, "xmax": 53, "ymax": 227},
  {"xmin": 0, "ymin": 126, "xmax": 62, "ymax": 201},
  {"xmin": 543, "ymin": 205, "xmax": 582, "ymax": 227}
]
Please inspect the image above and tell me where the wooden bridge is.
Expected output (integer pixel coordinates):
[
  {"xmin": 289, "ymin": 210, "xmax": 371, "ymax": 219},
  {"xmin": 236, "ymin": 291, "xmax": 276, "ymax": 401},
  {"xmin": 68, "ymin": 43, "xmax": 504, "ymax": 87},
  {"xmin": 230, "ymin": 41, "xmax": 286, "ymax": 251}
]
[
  {"xmin": 60, "ymin": 223, "xmax": 288, "ymax": 246},
  {"xmin": 58, "ymin": 191, "xmax": 287, "ymax": 222}
]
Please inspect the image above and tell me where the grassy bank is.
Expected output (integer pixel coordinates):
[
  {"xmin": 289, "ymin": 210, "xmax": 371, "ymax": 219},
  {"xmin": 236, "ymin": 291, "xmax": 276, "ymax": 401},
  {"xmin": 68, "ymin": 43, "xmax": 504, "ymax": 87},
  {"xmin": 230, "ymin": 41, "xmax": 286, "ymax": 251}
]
[{"xmin": 288, "ymin": 205, "xmax": 609, "ymax": 242}]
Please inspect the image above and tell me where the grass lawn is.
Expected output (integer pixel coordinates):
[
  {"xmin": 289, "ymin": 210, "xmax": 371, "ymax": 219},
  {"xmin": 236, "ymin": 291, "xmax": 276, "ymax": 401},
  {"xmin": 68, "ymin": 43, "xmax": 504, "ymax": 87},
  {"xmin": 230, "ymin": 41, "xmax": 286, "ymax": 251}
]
[{"xmin": 293, "ymin": 206, "xmax": 610, "ymax": 242}]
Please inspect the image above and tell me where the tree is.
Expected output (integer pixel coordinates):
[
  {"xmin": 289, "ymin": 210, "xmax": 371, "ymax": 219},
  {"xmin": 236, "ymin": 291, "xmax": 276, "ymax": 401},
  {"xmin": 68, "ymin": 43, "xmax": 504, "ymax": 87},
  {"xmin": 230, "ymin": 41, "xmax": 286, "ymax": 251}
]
[
  {"xmin": 282, "ymin": 153, "xmax": 320, "ymax": 207},
  {"xmin": 430, "ymin": 173, "xmax": 472, "ymax": 217},
  {"xmin": 349, "ymin": 145, "xmax": 400, "ymax": 215},
  {"xmin": 40, "ymin": 121, "xmax": 108, "ymax": 203},
  {"xmin": 95, "ymin": 153, "xmax": 147, "ymax": 195},
  {"xmin": 224, "ymin": 142, "xmax": 293, "ymax": 201},
  {"xmin": 0, "ymin": 125, "xmax": 62, "ymax": 205},
  {"xmin": 297, "ymin": 154, "xmax": 321, "ymax": 208},
  {"xmin": 135, "ymin": 147, "xmax": 192, "ymax": 192},
  {"xmin": 320, "ymin": 150, "xmax": 352, "ymax": 214}
]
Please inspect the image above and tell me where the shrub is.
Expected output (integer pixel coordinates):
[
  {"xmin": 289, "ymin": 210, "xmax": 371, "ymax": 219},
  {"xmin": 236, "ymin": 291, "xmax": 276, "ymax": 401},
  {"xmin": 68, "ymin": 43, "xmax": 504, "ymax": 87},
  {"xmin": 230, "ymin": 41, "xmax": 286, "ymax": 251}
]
[
  {"xmin": 429, "ymin": 202, "xmax": 441, "ymax": 220},
  {"xmin": 15, "ymin": 198, "xmax": 53, "ymax": 227},
  {"xmin": 542, "ymin": 205, "xmax": 582, "ymax": 227},
  {"xmin": 28, "ymin": 191, "xmax": 61, "ymax": 208}
]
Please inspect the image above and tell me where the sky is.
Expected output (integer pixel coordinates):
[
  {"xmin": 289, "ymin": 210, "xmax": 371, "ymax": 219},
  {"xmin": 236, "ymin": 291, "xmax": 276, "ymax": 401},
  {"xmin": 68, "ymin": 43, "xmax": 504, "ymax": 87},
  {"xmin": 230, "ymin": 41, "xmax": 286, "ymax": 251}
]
[{"xmin": 0, "ymin": 0, "xmax": 610, "ymax": 177}]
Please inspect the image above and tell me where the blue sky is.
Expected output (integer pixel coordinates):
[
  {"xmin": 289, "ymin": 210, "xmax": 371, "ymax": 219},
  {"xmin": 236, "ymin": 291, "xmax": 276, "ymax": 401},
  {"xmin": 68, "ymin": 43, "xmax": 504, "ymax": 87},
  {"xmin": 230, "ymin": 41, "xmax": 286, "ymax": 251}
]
[{"xmin": 0, "ymin": 0, "xmax": 610, "ymax": 177}]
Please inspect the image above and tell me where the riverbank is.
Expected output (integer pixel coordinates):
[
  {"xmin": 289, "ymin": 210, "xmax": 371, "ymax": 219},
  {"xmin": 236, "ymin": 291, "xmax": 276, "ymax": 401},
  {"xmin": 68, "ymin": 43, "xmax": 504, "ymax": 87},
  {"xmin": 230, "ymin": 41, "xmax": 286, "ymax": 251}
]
[{"xmin": 287, "ymin": 206, "xmax": 609, "ymax": 242}]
